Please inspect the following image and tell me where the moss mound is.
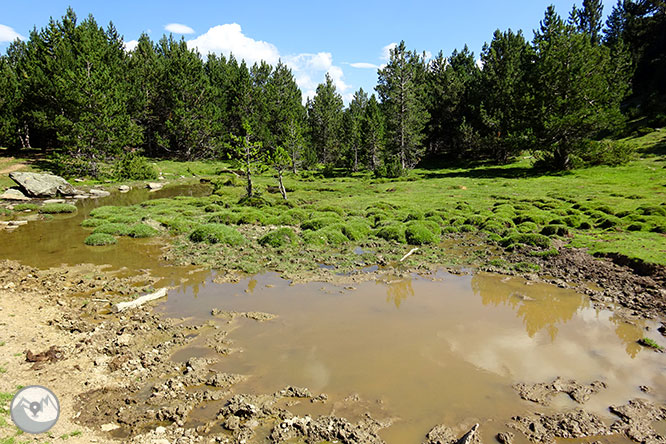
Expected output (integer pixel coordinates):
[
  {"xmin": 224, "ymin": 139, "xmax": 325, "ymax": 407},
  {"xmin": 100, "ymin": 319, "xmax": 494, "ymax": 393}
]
[
  {"xmin": 405, "ymin": 221, "xmax": 438, "ymax": 245},
  {"xmin": 259, "ymin": 227, "xmax": 297, "ymax": 248},
  {"xmin": 206, "ymin": 211, "xmax": 239, "ymax": 224},
  {"xmin": 540, "ymin": 224, "xmax": 569, "ymax": 236},
  {"xmin": 376, "ymin": 224, "xmax": 407, "ymax": 243},
  {"xmin": 501, "ymin": 233, "xmax": 551, "ymax": 249},
  {"xmin": 84, "ymin": 233, "xmax": 117, "ymax": 246},
  {"xmin": 301, "ymin": 216, "xmax": 341, "ymax": 231},
  {"xmin": 93, "ymin": 223, "xmax": 132, "ymax": 236},
  {"xmin": 40, "ymin": 203, "xmax": 77, "ymax": 214},
  {"xmin": 13, "ymin": 203, "xmax": 40, "ymax": 211},
  {"xmin": 128, "ymin": 224, "xmax": 159, "ymax": 238},
  {"xmin": 81, "ymin": 218, "xmax": 108, "ymax": 228},
  {"xmin": 342, "ymin": 219, "xmax": 372, "ymax": 241},
  {"xmin": 189, "ymin": 224, "xmax": 246, "ymax": 245}
]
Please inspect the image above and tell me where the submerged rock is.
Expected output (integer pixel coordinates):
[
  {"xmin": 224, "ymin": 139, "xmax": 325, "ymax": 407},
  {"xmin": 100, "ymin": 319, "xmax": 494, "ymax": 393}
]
[
  {"xmin": 609, "ymin": 398, "xmax": 666, "ymax": 443},
  {"xmin": 147, "ymin": 182, "xmax": 163, "ymax": 190},
  {"xmin": 89, "ymin": 189, "xmax": 110, "ymax": 197},
  {"xmin": 9, "ymin": 171, "xmax": 77, "ymax": 197},
  {"xmin": 118, "ymin": 185, "xmax": 130, "ymax": 192}
]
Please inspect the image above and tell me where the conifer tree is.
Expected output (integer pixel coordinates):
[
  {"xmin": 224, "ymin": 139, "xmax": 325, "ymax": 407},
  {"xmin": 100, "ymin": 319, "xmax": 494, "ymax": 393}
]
[
  {"xmin": 307, "ymin": 73, "xmax": 344, "ymax": 164},
  {"xmin": 377, "ymin": 41, "xmax": 429, "ymax": 169}
]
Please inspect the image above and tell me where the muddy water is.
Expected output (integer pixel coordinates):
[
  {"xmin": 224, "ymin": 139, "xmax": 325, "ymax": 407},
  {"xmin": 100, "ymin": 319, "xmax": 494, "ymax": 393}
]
[
  {"xmin": 0, "ymin": 184, "xmax": 211, "ymax": 287},
  {"xmin": 159, "ymin": 271, "xmax": 666, "ymax": 443}
]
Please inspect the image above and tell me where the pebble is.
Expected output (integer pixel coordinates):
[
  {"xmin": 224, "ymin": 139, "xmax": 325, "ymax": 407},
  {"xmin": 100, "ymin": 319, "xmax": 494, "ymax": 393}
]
[
  {"xmin": 89, "ymin": 189, "xmax": 110, "ymax": 197},
  {"xmin": 100, "ymin": 423, "xmax": 120, "ymax": 431},
  {"xmin": 43, "ymin": 199, "xmax": 65, "ymax": 204}
]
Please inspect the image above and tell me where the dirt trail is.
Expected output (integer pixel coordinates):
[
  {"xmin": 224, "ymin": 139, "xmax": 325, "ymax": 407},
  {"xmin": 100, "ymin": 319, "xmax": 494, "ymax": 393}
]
[{"xmin": 0, "ymin": 157, "xmax": 26, "ymax": 175}]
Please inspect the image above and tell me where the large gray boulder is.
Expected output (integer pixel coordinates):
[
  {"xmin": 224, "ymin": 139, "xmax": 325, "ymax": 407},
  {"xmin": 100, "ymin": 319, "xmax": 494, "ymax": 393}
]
[{"xmin": 9, "ymin": 172, "xmax": 77, "ymax": 197}]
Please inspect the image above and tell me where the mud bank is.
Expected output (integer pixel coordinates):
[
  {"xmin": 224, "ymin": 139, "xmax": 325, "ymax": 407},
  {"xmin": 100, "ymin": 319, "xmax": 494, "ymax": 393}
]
[{"xmin": 1, "ymin": 259, "xmax": 665, "ymax": 444}]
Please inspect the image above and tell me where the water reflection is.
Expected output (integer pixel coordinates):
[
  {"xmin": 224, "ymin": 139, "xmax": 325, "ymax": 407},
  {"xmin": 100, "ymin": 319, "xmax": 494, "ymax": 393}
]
[
  {"xmin": 382, "ymin": 278, "xmax": 414, "ymax": 309},
  {"xmin": 472, "ymin": 273, "xmax": 587, "ymax": 341}
]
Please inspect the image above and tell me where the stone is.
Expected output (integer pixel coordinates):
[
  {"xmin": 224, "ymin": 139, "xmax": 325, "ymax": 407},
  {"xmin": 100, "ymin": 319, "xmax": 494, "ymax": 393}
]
[
  {"xmin": 0, "ymin": 189, "xmax": 30, "ymax": 201},
  {"xmin": 154, "ymin": 426, "xmax": 166, "ymax": 434},
  {"xmin": 43, "ymin": 199, "xmax": 65, "ymax": 204},
  {"xmin": 9, "ymin": 172, "xmax": 77, "ymax": 197},
  {"xmin": 8, "ymin": 220, "xmax": 28, "ymax": 226},
  {"xmin": 147, "ymin": 182, "xmax": 164, "ymax": 190},
  {"xmin": 73, "ymin": 194, "xmax": 89, "ymax": 199},
  {"xmin": 89, "ymin": 189, "xmax": 110, "ymax": 197},
  {"xmin": 100, "ymin": 423, "xmax": 120, "ymax": 432},
  {"xmin": 118, "ymin": 185, "xmax": 130, "ymax": 192}
]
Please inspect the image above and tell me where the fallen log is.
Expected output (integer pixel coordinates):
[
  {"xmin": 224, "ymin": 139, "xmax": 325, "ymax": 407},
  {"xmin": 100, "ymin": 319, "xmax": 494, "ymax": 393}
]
[
  {"xmin": 400, "ymin": 247, "xmax": 419, "ymax": 262},
  {"xmin": 113, "ymin": 288, "xmax": 167, "ymax": 313}
]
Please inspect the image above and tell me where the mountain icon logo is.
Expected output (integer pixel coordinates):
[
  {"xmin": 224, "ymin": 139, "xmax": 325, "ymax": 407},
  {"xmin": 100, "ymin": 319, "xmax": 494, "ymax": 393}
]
[{"xmin": 10, "ymin": 386, "xmax": 60, "ymax": 434}]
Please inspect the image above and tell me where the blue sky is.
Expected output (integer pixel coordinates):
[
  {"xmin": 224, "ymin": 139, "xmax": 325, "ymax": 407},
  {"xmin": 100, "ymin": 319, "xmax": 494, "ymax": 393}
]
[{"xmin": 0, "ymin": 1, "xmax": 616, "ymax": 103}]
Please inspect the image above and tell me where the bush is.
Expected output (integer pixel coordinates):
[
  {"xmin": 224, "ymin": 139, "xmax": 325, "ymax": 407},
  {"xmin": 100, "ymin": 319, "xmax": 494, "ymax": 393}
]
[
  {"xmin": 189, "ymin": 224, "xmax": 245, "ymax": 245},
  {"xmin": 405, "ymin": 221, "xmax": 437, "ymax": 245},
  {"xmin": 128, "ymin": 224, "xmax": 159, "ymax": 238},
  {"xmin": 374, "ymin": 158, "xmax": 404, "ymax": 178},
  {"xmin": 40, "ymin": 203, "xmax": 77, "ymax": 214},
  {"xmin": 375, "ymin": 224, "xmax": 407, "ymax": 243},
  {"xmin": 93, "ymin": 223, "xmax": 132, "ymax": 236},
  {"xmin": 259, "ymin": 227, "xmax": 297, "ymax": 248},
  {"xmin": 113, "ymin": 151, "xmax": 158, "ymax": 180},
  {"xmin": 84, "ymin": 233, "xmax": 117, "ymax": 246},
  {"xmin": 579, "ymin": 140, "xmax": 634, "ymax": 166}
]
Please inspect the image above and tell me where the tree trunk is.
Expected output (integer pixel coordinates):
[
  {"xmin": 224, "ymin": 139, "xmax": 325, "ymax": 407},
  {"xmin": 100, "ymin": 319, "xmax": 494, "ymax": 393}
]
[
  {"xmin": 245, "ymin": 136, "xmax": 253, "ymax": 197},
  {"xmin": 278, "ymin": 170, "xmax": 287, "ymax": 200},
  {"xmin": 353, "ymin": 145, "xmax": 358, "ymax": 172}
]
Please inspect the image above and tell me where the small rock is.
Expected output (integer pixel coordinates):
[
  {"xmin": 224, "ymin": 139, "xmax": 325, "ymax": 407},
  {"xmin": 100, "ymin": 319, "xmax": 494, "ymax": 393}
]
[
  {"xmin": 89, "ymin": 189, "xmax": 110, "ymax": 197},
  {"xmin": 151, "ymin": 440, "xmax": 170, "ymax": 444},
  {"xmin": 154, "ymin": 426, "xmax": 166, "ymax": 434},
  {"xmin": 8, "ymin": 220, "xmax": 28, "ymax": 226},
  {"xmin": 0, "ymin": 189, "xmax": 30, "ymax": 201},
  {"xmin": 118, "ymin": 185, "xmax": 130, "ymax": 192},
  {"xmin": 73, "ymin": 194, "xmax": 89, "ymax": 199},
  {"xmin": 43, "ymin": 199, "xmax": 65, "ymax": 204},
  {"xmin": 100, "ymin": 423, "xmax": 120, "ymax": 432},
  {"xmin": 74, "ymin": 178, "xmax": 84, "ymax": 182},
  {"xmin": 147, "ymin": 182, "xmax": 164, "ymax": 190},
  {"xmin": 497, "ymin": 431, "xmax": 514, "ymax": 444}
]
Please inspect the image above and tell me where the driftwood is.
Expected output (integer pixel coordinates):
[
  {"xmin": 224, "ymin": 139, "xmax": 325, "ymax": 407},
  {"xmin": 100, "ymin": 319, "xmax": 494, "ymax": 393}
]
[
  {"xmin": 400, "ymin": 247, "xmax": 419, "ymax": 262},
  {"xmin": 458, "ymin": 423, "xmax": 479, "ymax": 444},
  {"xmin": 113, "ymin": 288, "xmax": 167, "ymax": 312}
]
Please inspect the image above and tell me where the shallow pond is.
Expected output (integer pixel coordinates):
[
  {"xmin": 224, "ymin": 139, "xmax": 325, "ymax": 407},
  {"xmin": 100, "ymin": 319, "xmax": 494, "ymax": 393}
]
[{"xmin": 158, "ymin": 270, "xmax": 666, "ymax": 443}]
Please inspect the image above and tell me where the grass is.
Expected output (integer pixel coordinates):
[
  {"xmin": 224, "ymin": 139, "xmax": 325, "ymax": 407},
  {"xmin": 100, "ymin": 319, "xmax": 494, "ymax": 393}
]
[
  {"xmin": 39, "ymin": 203, "xmax": 77, "ymax": 214},
  {"xmin": 63, "ymin": 128, "xmax": 666, "ymax": 276},
  {"xmin": 638, "ymin": 338, "xmax": 664, "ymax": 351},
  {"xmin": 84, "ymin": 233, "xmax": 117, "ymax": 246}
]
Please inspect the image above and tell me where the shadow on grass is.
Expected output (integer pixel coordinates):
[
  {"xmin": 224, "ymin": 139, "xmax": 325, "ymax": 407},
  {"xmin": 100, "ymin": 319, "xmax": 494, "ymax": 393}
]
[
  {"xmin": 639, "ymin": 140, "xmax": 666, "ymax": 158},
  {"xmin": 421, "ymin": 165, "xmax": 569, "ymax": 180}
]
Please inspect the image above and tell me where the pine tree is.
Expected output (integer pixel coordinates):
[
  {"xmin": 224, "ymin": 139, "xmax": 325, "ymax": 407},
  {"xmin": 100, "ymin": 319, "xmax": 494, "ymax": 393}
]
[
  {"xmin": 376, "ymin": 41, "xmax": 429, "ymax": 169},
  {"xmin": 362, "ymin": 94, "xmax": 385, "ymax": 171},
  {"xmin": 307, "ymin": 73, "xmax": 343, "ymax": 164},
  {"xmin": 577, "ymin": 0, "xmax": 605, "ymax": 44},
  {"xmin": 265, "ymin": 61, "xmax": 304, "ymax": 152},
  {"xmin": 531, "ymin": 6, "xmax": 628, "ymax": 169},
  {"xmin": 478, "ymin": 29, "xmax": 533, "ymax": 163},
  {"xmin": 343, "ymin": 88, "xmax": 368, "ymax": 171}
]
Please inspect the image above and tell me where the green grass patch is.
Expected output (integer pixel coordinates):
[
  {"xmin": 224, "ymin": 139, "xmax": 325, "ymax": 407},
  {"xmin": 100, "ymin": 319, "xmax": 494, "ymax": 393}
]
[
  {"xmin": 92, "ymin": 223, "xmax": 132, "ymax": 236},
  {"xmin": 39, "ymin": 203, "xmax": 77, "ymax": 214},
  {"xmin": 84, "ymin": 233, "xmax": 117, "ymax": 246},
  {"xmin": 258, "ymin": 227, "xmax": 297, "ymax": 248},
  {"xmin": 12, "ymin": 203, "xmax": 39, "ymax": 211},
  {"xmin": 638, "ymin": 338, "xmax": 663, "ymax": 351},
  {"xmin": 189, "ymin": 224, "xmax": 245, "ymax": 245},
  {"xmin": 405, "ymin": 221, "xmax": 438, "ymax": 245},
  {"xmin": 128, "ymin": 224, "xmax": 159, "ymax": 238}
]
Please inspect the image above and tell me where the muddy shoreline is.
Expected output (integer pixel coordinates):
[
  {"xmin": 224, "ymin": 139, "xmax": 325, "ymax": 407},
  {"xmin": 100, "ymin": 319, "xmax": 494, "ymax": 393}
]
[{"xmin": 0, "ymin": 258, "xmax": 665, "ymax": 444}]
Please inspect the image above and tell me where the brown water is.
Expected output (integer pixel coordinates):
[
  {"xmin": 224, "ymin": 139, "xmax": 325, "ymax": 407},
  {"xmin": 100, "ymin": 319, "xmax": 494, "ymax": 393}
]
[
  {"xmin": 0, "ymin": 183, "xmax": 212, "ymax": 288},
  {"xmin": 158, "ymin": 271, "xmax": 666, "ymax": 444},
  {"xmin": 2, "ymin": 185, "xmax": 665, "ymax": 442}
]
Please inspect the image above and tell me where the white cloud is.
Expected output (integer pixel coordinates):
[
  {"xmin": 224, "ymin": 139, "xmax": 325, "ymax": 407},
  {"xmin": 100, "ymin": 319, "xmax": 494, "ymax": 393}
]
[
  {"xmin": 381, "ymin": 42, "xmax": 397, "ymax": 61},
  {"xmin": 124, "ymin": 39, "xmax": 139, "ymax": 52},
  {"xmin": 187, "ymin": 23, "xmax": 280, "ymax": 66},
  {"xmin": 476, "ymin": 58, "xmax": 484, "ymax": 69},
  {"xmin": 0, "ymin": 24, "xmax": 24, "ymax": 43},
  {"xmin": 349, "ymin": 62, "xmax": 379, "ymax": 69},
  {"xmin": 185, "ymin": 23, "xmax": 351, "ymax": 103},
  {"xmin": 165, "ymin": 23, "xmax": 195, "ymax": 34}
]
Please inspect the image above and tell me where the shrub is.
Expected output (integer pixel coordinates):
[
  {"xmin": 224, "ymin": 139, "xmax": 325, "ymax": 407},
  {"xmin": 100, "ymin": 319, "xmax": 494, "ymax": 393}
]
[
  {"xmin": 40, "ymin": 203, "xmax": 77, "ymax": 214},
  {"xmin": 579, "ymin": 139, "xmax": 635, "ymax": 166},
  {"xmin": 376, "ymin": 224, "xmax": 407, "ymax": 243},
  {"xmin": 374, "ymin": 158, "xmax": 404, "ymax": 178},
  {"xmin": 259, "ymin": 227, "xmax": 297, "ymax": 248},
  {"xmin": 204, "ymin": 204, "xmax": 225, "ymax": 213},
  {"xmin": 405, "ymin": 221, "xmax": 437, "ymax": 245},
  {"xmin": 84, "ymin": 233, "xmax": 117, "ymax": 246},
  {"xmin": 113, "ymin": 151, "xmax": 157, "ymax": 180},
  {"xmin": 93, "ymin": 223, "xmax": 132, "ymax": 236},
  {"xmin": 128, "ymin": 224, "xmax": 159, "ymax": 238},
  {"xmin": 189, "ymin": 224, "xmax": 245, "ymax": 245}
]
